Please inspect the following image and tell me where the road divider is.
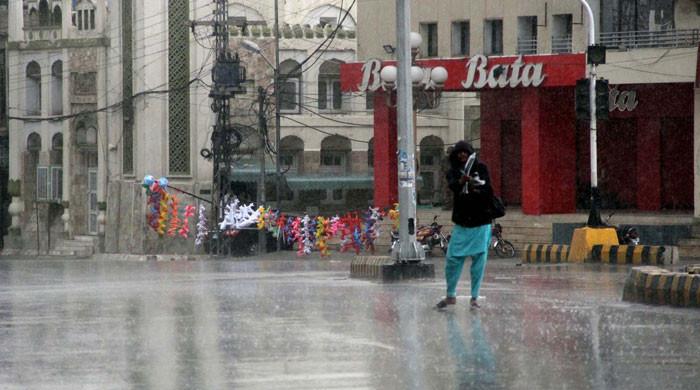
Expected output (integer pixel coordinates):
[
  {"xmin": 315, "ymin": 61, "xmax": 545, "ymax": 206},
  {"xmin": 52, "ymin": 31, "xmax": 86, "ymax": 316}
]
[
  {"xmin": 590, "ymin": 245, "xmax": 678, "ymax": 265},
  {"xmin": 524, "ymin": 244, "xmax": 570, "ymax": 263},
  {"xmin": 623, "ymin": 266, "xmax": 700, "ymax": 307}
]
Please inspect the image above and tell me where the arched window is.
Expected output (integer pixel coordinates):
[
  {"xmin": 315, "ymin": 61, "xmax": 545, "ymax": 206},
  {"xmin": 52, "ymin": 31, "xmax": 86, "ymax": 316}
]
[
  {"xmin": 52, "ymin": 6, "xmax": 62, "ymax": 27},
  {"xmin": 27, "ymin": 132, "xmax": 42, "ymax": 152},
  {"xmin": 51, "ymin": 133, "xmax": 63, "ymax": 151},
  {"xmin": 51, "ymin": 61, "xmax": 63, "ymax": 115},
  {"xmin": 279, "ymin": 59, "xmax": 301, "ymax": 113},
  {"xmin": 26, "ymin": 62, "xmax": 42, "ymax": 116},
  {"xmin": 75, "ymin": 0, "xmax": 96, "ymax": 31},
  {"xmin": 51, "ymin": 133, "xmax": 63, "ymax": 165},
  {"xmin": 318, "ymin": 59, "xmax": 344, "ymax": 111},
  {"xmin": 39, "ymin": 0, "xmax": 50, "ymax": 26},
  {"xmin": 419, "ymin": 136, "xmax": 444, "ymax": 167},
  {"xmin": 75, "ymin": 122, "xmax": 97, "ymax": 148},
  {"xmin": 28, "ymin": 9, "xmax": 39, "ymax": 27},
  {"xmin": 320, "ymin": 135, "xmax": 351, "ymax": 173},
  {"xmin": 280, "ymin": 136, "xmax": 304, "ymax": 173},
  {"xmin": 418, "ymin": 135, "xmax": 445, "ymax": 205}
]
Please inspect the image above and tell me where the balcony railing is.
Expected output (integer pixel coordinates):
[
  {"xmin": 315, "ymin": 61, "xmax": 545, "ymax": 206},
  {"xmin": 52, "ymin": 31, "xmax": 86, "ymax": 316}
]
[
  {"xmin": 599, "ymin": 29, "xmax": 700, "ymax": 50},
  {"xmin": 552, "ymin": 35, "xmax": 572, "ymax": 53},
  {"xmin": 24, "ymin": 27, "xmax": 62, "ymax": 42},
  {"xmin": 517, "ymin": 38, "xmax": 537, "ymax": 55}
]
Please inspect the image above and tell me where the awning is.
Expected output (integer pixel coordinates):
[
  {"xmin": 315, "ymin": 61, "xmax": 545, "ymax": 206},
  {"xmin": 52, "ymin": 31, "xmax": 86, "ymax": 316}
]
[
  {"xmin": 286, "ymin": 175, "xmax": 374, "ymax": 190},
  {"xmin": 229, "ymin": 168, "xmax": 284, "ymax": 184}
]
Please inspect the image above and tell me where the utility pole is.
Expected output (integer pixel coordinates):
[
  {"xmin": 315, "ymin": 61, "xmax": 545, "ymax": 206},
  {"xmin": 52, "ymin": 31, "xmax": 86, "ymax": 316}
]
[
  {"xmin": 394, "ymin": 0, "xmax": 424, "ymax": 262},
  {"xmin": 257, "ymin": 87, "xmax": 267, "ymax": 254},
  {"xmin": 192, "ymin": 0, "xmax": 247, "ymax": 254}
]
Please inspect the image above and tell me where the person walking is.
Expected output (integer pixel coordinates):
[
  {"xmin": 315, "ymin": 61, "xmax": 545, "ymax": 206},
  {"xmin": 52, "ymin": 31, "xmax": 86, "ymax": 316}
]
[{"xmin": 436, "ymin": 141, "xmax": 493, "ymax": 310}]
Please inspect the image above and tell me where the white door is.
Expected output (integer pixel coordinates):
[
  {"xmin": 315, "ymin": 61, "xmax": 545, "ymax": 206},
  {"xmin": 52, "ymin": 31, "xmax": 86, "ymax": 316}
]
[{"xmin": 88, "ymin": 168, "xmax": 98, "ymax": 235}]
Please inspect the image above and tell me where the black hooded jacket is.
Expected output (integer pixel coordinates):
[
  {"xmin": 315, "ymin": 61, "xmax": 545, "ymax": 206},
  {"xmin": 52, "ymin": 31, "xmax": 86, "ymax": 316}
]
[{"xmin": 446, "ymin": 141, "xmax": 494, "ymax": 227}]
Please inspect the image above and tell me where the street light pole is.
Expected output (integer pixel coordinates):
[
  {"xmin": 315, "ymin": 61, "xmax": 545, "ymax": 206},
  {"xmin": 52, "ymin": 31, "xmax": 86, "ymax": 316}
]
[
  {"xmin": 394, "ymin": 0, "xmax": 424, "ymax": 262},
  {"xmin": 578, "ymin": 0, "xmax": 603, "ymax": 226},
  {"xmin": 274, "ymin": 0, "xmax": 282, "ymax": 251}
]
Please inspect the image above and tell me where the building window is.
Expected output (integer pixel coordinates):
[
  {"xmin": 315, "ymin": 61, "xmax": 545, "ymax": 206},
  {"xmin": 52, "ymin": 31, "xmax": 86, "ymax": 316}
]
[
  {"xmin": 26, "ymin": 62, "xmax": 42, "ymax": 116},
  {"xmin": 320, "ymin": 135, "xmax": 351, "ymax": 173},
  {"xmin": 36, "ymin": 166, "xmax": 63, "ymax": 202},
  {"xmin": 39, "ymin": 0, "xmax": 50, "ymax": 26},
  {"xmin": 318, "ymin": 60, "xmax": 344, "ymax": 111},
  {"xmin": 27, "ymin": 132, "xmax": 42, "ymax": 153},
  {"xmin": 601, "ymin": 0, "xmax": 674, "ymax": 33},
  {"xmin": 484, "ymin": 19, "xmax": 503, "ymax": 55},
  {"xmin": 451, "ymin": 21, "xmax": 470, "ymax": 56},
  {"xmin": 279, "ymin": 60, "xmax": 302, "ymax": 113},
  {"xmin": 52, "ymin": 6, "xmax": 62, "ymax": 27},
  {"xmin": 420, "ymin": 23, "xmax": 438, "ymax": 57},
  {"xmin": 332, "ymin": 189, "xmax": 344, "ymax": 201},
  {"xmin": 279, "ymin": 136, "xmax": 303, "ymax": 173},
  {"xmin": 517, "ymin": 16, "xmax": 537, "ymax": 54},
  {"xmin": 552, "ymin": 14, "xmax": 573, "ymax": 53}
]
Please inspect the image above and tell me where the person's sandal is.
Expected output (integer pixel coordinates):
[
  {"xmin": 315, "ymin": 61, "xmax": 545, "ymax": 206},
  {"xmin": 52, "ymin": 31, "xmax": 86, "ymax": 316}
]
[
  {"xmin": 436, "ymin": 297, "xmax": 457, "ymax": 310},
  {"xmin": 470, "ymin": 298, "xmax": 481, "ymax": 310}
]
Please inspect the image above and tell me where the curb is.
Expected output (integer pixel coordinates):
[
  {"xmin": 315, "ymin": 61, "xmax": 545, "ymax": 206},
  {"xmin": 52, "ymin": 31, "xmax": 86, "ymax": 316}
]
[
  {"xmin": 350, "ymin": 256, "xmax": 395, "ymax": 279},
  {"xmin": 590, "ymin": 245, "xmax": 678, "ymax": 265},
  {"xmin": 523, "ymin": 244, "xmax": 570, "ymax": 263},
  {"xmin": 350, "ymin": 256, "xmax": 435, "ymax": 281},
  {"xmin": 623, "ymin": 266, "xmax": 700, "ymax": 307}
]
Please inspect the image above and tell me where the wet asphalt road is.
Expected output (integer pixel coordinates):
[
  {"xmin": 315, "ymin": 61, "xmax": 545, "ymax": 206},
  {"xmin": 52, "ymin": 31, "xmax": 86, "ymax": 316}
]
[{"xmin": 0, "ymin": 254, "xmax": 698, "ymax": 390}]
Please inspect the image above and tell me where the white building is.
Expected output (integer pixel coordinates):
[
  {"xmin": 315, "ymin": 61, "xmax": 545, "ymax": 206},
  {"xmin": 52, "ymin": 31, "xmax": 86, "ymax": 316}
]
[{"xmin": 4, "ymin": 1, "xmax": 386, "ymax": 254}]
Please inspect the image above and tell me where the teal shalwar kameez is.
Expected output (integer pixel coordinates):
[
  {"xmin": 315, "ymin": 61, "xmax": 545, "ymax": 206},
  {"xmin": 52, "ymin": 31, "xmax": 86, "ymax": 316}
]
[
  {"xmin": 445, "ymin": 224, "xmax": 491, "ymax": 299},
  {"xmin": 442, "ymin": 141, "xmax": 495, "ymax": 305}
]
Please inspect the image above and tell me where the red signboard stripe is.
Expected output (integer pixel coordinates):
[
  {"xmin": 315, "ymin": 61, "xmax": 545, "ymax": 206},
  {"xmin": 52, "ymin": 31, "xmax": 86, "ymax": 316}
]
[{"xmin": 341, "ymin": 53, "xmax": 586, "ymax": 92}]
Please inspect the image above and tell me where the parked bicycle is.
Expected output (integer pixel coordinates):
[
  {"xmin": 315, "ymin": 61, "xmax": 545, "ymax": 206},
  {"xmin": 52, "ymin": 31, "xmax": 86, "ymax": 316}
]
[{"xmin": 491, "ymin": 223, "xmax": 516, "ymax": 258}]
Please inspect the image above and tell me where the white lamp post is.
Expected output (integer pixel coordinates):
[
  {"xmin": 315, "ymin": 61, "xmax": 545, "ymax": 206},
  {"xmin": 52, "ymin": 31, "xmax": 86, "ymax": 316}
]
[{"xmin": 379, "ymin": 24, "xmax": 448, "ymax": 262}]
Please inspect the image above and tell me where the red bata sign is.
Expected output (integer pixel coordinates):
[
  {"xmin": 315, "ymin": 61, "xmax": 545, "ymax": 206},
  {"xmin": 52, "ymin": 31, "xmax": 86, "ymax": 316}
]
[{"xmin": 341, "ymin": 53, "xmax": 586, "ymax": 93}]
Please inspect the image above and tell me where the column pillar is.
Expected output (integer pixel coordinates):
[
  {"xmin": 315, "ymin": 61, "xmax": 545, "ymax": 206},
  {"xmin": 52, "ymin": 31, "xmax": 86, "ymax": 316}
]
[
  {"xmin": 61, "ymin": 47, "xmax": 72, "ymax": 238},
  {"xmin": 693, "ymin": 86, "xmax": 700, "ymax": 218},
  {"xmin": 373, "ymin": 90, "xmax": 397, "ymax": 208},
  {"xmin": 638, "ymin": 118, "xmax": 661, "ymax": 210},
  {"xmin": 521, "ymin": 88, "xmax": 543, "ymax": 214}
]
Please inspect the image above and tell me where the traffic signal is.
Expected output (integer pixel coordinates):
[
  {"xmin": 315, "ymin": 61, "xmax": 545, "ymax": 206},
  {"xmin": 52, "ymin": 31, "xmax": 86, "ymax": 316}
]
[
  {"xmin": 575, "ymin": 78, "xmax": 609, "ymax": 120},
  {"xmin": 595, "ymin": 79, "xmax": 609, "ymax": 120},
  {"xmin": 575, "ymin": 78, "xmax": 590, "ymax": 120},
  {"xmin": 587, "ymin": 44, "xmax": 606, "ymax": 65}
]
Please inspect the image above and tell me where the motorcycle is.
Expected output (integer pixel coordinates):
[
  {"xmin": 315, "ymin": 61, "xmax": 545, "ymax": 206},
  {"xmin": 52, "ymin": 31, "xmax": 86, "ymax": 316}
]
[
  {"xmin": 605, "ymin": 213, "xmax": 641, "ymax": 246},
  {"xmin": 491, "ymin": 223, "xmax": 516, "ymax": 258},
  {"xmin": 390, "ymin": 215, "xmax": 450, "ymax": 256}
]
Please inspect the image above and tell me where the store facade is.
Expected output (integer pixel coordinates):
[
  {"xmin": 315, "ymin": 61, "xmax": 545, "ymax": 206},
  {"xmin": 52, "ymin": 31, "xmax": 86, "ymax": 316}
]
[{"xmin": 342, "ymin": 51, "xmax": 697, "ymax": 215}]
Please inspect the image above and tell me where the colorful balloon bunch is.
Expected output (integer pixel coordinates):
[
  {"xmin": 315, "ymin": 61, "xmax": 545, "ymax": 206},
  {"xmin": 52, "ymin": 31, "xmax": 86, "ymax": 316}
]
[
  {"xmin": 363, "ymin": 207, "xmax": 383, "ymax": 254},
  {"xmin": 143, "ymin": 175, "xmax": 195, "ymax": 239}
]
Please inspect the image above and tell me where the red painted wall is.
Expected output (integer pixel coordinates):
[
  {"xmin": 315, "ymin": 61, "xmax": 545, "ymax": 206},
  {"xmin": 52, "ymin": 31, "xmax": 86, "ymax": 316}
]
[
  {"xmin": 576, "ymin": 83, "xmax": 694, "ymax": 211},
  {"xmin": 372, "ymin": 90, "xmax": 398, "ymax": 208},
  {"xmin": 482, "ymin": 87, "xmax": 576, "ymax": 214}
]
